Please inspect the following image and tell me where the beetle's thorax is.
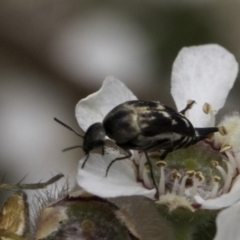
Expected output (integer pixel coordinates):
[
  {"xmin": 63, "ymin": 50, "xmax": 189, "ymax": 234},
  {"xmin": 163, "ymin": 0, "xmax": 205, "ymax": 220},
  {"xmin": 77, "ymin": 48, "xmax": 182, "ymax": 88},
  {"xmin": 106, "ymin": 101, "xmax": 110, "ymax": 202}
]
[{"xmin": 83, "ymin": 122, "xmax": 106, "ymax": 154}]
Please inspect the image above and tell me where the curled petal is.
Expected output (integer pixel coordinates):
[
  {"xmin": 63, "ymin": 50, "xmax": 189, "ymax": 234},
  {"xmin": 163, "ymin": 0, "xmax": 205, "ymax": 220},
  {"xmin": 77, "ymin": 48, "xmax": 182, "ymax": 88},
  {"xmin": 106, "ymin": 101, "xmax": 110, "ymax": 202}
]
[
  {"xmin": 75, "ymin": 76, "xmax": 137, "ymax": 131},
  {"xmin": 214, "ymin": 201, "xmax": 240, "ymax": 240},
  {"xmin": 194, "ymin": 176, "xmax": 240, "ymax": 209},
  {"xmin": 171, "ymin": 44, "xmax": 238, "ymax": 127},
  {"xmin": 77, "ymin": 153, "xmax": 155, "ymax": 199}
]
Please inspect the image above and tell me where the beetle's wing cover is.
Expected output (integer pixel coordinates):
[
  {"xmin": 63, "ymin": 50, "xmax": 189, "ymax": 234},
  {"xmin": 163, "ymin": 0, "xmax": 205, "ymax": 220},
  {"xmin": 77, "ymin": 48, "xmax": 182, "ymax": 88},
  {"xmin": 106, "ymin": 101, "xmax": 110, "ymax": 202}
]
[
  {"xmin": 103, "ymin": 101, "xmax": 140, "ymax": 144},
  {"xmin": 134, "ymin": 101, "xmax": 195, "ymax": 137},
  {"xmin": 103, "ymin": 100, "xmax": 195, "ymax": 146},
  {"xmin": 170, "ymin": 109, "xmax": 195, "ymax": 136}
]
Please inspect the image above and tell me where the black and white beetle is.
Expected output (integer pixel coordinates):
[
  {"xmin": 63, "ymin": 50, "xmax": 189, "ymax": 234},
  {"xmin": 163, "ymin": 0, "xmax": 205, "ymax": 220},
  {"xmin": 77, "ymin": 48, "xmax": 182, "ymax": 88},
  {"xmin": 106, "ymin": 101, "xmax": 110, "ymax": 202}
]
[{"xmin": 55, "ymin": 100, "xmax": 219, "ymax": 195}]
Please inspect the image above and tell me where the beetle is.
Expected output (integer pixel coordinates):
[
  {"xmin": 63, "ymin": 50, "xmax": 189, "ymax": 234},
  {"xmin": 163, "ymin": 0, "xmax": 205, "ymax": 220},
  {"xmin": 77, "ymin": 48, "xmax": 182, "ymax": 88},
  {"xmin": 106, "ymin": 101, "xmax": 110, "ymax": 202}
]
[{"xmin": 55, "ymin": 99, "xmax": 219, "ymax": 195}]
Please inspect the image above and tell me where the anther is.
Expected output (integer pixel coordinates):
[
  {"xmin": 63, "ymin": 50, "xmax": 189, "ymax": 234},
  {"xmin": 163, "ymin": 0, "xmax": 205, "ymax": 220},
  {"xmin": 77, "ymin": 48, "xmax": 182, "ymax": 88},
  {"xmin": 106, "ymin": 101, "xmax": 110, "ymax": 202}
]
[
  {"xmin": 186, "ymin": 170, "xmax": 195, "ymax": 179},
  {"xmin": 172, "ymin": 170, "xmax": 181, "ymax": 194},
  {"xmin": 218, "ymin": 125, "xmax": 227, "ymax": 136},
  {"xmin": 202, "ymin": 102, "xmax": 216, "ymax": 126},
  {"xmin": 220, "ymin": 144, "xmax": 232, "ymax": 153},
  {"xmin": 209, "ymin": 176, "xmax": 221, "ymax": 198},
  {"xmin": 210, "ymin": 160, "xmax": 227, "ymax": 180},
  {"xmin": 195, "ymin": 171, "xmax": 205, "ymax": 182},
  {"xmin": 156, "ymin": 161, "xmax": 167, "ymax": 195},
  {"xmin": 156, "ymin": 161, "xmax": 167, "ymax": 168},
  {"xmin": 203, "ymin": 103, "xmax": 211, "ymax": 114}
]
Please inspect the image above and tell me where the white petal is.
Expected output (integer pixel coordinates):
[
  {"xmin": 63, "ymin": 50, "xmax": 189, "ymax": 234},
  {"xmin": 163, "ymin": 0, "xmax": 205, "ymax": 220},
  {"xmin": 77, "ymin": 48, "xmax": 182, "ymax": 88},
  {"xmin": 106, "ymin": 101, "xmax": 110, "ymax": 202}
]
[
  {"xmin": 214, "ymin": 201, "xmax": 240, "ymax": 240},
  {"xmin": 171, "ymin": 44, "xmax": 238, "ymax": 127},
  {"xmin": 75, "ymin": 76, "xmax": 137, "ymax": 131},
  {"xmin": 195, "ymin": 176, "xmax": 240, "ymax": 209},
  {"xmin": 77, "ymin": 153, "xmax": 155, "ymax": 199}
]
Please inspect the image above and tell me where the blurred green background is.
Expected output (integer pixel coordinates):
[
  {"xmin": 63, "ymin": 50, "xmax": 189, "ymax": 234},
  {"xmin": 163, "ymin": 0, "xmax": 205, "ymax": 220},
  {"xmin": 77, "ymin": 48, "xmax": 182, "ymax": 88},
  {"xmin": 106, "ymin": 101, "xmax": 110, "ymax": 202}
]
[{"xmin": 0, "ymin": 1, "xmax": 239, "ymax": 238}]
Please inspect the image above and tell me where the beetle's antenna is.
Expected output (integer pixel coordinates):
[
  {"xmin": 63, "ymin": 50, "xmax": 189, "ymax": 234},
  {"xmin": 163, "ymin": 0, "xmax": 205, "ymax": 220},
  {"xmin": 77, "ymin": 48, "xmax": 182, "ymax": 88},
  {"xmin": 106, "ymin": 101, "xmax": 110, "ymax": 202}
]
[
  {"xmin": 54, "ymin": 118, "xmax": 84, "ymax": 138},
  {"xmin": 81, "ymin": 154, "xmax": 90, "ymax": 169},
  {"xmin": 62, "ymin": 146, "xmax": 83, "ymax": 152}
]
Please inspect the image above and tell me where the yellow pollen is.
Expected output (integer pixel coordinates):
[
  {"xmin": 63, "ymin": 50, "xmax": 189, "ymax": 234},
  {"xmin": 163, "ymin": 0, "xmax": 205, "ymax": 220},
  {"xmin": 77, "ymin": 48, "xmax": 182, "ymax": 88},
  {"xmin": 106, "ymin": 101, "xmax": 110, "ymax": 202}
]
[
  {"xmin": 156, "ymin": 161, "xmax": 167, "ymax": 168},
  {"xmin": 219, "ymin": 125, "xmax": 227, "ymax": 136},
  {"xmin": 210, "ymin": 160, "xmax": 219, "ymax": 169},
  {"xmin": 172, "ymin": 170, "xmax": 181, "ymax": 180},
  {"xmin": 203, "ymin": 102, "xmax": 212, "ymax": 114},
  {"xmin": 186, "ymin": 170, "xmax": 195, "ymax": 178},
  {"xmin": 220, "ymin": 144, "xmax": 232, "ymax": 152},
  {"xmin": 212, "ymin": 176, "xmax": 221, "ymax": 183},
  {"xmin": 195, "ymin": 171, "xmax": 204, "ymax": 182}
]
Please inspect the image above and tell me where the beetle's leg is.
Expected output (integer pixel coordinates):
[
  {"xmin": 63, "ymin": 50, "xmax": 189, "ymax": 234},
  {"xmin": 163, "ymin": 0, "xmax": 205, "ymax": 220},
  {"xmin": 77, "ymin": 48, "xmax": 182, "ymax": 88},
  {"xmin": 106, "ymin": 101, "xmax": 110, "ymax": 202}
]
[
  {"xmin": 159, "ymin": 149, "xmax": 171, "ymax": 159},
  {"xmin": 105, "ymin": 149, "xmax": 132, "ymax": 177},
  {"xmin": 180, "ymin": 100, "xmax": 196, "ymax": 115},
  {"xmin": 81, "ymin": 154, "xmax": 90, "ymax": 169}
]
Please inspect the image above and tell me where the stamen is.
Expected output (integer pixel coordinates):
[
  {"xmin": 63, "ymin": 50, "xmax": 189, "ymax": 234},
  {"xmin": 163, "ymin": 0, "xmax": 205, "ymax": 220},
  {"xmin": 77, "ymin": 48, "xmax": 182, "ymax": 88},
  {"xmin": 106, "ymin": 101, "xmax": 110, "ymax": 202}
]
[
  {"xmin": 202, "ymin": 102, "xmax": 216, "ymax": 126},
  {"xmin": 138, "ymin": 153, "xmax": 147, "ymax": 180},
  {"xmin": 179, "ymin": 170, "xmax": 195, "ymax": 196},
  {"xmin": 219, "ymin": 125, "xmax": 227, "ymax": 136},
  {"xmin": 225, "ymin": 150, "xmax": 238, "ymax": 173},
  {"xmin": 195, "ymin": 171, "xmax": 205, "ymax": 182},
  {"xmin": 209, "ymin": 176, "xmax": 220, "ymax": 198},
  {"xmin": 222, "ymin": 159, "xmax": 234, "ymax": 194},
  {"xmin": 220, "ymin": 144, "xmax": 232, "ymax": 153},
  {"xmin": 156, "ymin": 161, "xmax": 167, "ymax": 195},
  {"xmin": 142, "ymin": 164, "xmax": 153, "ymax": 189},
  {"xmin": 191, "ymin": 171, "xmax": 205, "ymax": 200},
  {"xmin": 133, "ymin": 151, "xmax": 141, "ymax": 165},
  {"xmin": 171, "ymin": 170, "xmax": 181, "ymax": 194},
  {"xmin": 203, "ymin": 102, "xmax": 211, "ymax": 114},
  {"xmin": 211, "ymin": 160, "xmax": 227, "ymax": 180}
]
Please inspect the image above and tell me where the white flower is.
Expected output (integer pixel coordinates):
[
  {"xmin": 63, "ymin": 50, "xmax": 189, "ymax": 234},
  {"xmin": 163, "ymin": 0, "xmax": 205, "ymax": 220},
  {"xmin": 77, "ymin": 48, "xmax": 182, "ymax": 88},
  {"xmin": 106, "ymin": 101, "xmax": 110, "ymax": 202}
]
[
  {"xmin": 76, "ymin": 44, "xmax": 240, "ymax": 238},
  {"xmin": 76, "ymin": 76, "xmax": 156, "ymax": 199}
]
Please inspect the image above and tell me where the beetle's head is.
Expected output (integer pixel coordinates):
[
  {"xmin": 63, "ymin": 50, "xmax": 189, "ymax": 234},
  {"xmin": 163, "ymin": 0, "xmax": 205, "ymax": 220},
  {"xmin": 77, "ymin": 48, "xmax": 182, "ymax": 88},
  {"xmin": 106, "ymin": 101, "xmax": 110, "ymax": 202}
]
[{"xmin": 83, "ymin": 122, "xmax": 106, "ymax": 154}]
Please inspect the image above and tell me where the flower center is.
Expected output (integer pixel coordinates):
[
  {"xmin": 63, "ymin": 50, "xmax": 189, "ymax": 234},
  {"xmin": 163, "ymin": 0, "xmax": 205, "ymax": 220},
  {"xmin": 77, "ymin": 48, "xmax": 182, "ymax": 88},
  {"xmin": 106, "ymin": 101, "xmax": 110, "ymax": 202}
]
[{"xmin": 135, "ymin": 142, "xmax": 238, "ymax": 210}]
